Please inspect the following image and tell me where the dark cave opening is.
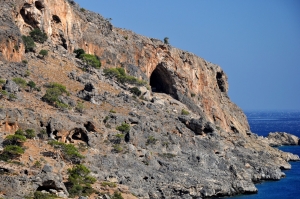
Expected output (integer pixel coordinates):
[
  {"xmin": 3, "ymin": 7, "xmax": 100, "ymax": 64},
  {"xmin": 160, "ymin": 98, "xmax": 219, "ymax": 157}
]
[
  {"xmin": 150, "ymin": 64, "xmax": 177, "ymax": 98},
  {"xmin": 216, "ymin": 72, "xmax": 226, "ymax": 92},
  {"xmin": 20, "ymin": 6, "xmax": 39, "ymax": 28},
  {"xmin": 69, "ymin": 128, "xmax": 89, "ymax": 144},
  {"xmin": 35, "ymin": 1, "xmax": 44, "ymax": 10},
  {"xmin": 52, "ymin": 15, "xmax": 61, "ymax": 23}
]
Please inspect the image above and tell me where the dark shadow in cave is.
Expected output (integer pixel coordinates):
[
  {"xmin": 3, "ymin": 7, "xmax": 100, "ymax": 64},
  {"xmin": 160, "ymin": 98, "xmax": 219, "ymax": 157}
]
[
  {"xmin": 68, "ymin": 128, "xmax": 89, "ymax": 145},
  {"xmin": 150, "ymin": 63, "xmax": 177, "ymax": 99},
  {"xmin": 20, "ymin": 5, "xmax": 39, "ymax": 28},
  {"xmin": 35, "ymin": 1, "xmax": 44, "ymax": 10}
]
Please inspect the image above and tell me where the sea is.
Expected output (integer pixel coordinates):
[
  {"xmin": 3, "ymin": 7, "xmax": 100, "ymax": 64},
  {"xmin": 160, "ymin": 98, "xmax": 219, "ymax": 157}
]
[{"xmin": 223, "ymin": 110, "xmax": 300, "ymax": 199}]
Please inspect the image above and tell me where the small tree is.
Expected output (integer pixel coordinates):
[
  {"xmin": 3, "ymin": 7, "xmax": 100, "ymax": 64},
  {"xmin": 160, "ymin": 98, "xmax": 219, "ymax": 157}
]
[
  {"xmin": 164, "ymin": 37, "xmax": 169, "ymax": 45},
  {"xmin": 116, "ymin": 122, "xmax": 130, "ymax": 133},
  {"xmin": 67, "ymin": 164, "xmax": 96, "ymax": 197},
  {"xmin": 29, "ymin": 28, "xmax": 48, "ymax": 43},
  {"xmin": 28, "ymin": 81, "xmax": 36, "ymax": 91},
  {"xmin": 79, "ymin": 54, "xmax": 101, "ymax": 69},
  {"xmin": 39, "ymin": 49, "xmax": 48, "ymax": 58},
  {"xmin": 22, "ymin": 35, "xmax": 35, "ymax": 52}
]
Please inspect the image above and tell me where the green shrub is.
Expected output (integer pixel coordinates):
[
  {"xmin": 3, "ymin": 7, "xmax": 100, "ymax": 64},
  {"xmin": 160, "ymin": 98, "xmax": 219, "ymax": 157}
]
[
  {"xmin": 33, "ymin": 191, "xmax": 57, "ymax": 199},
  {"xmin": 4, "ymin": 134, "xmax": 27, "ymax": 146},
  {"xmin": 2, "ymin": 145, "xmax": 25, "ymax": 159},
  {"xmin": 0, "ymin": 78, "xmax": 6, "ymax": 84},
  {"xmin": 164, "ymin": 37, "xmax": 169, "ymax": 45},
  {"xmin": 22, "ymin": 60, "xmax": 28, "ymax": 64},
  {"xmin": 48, "ymin": 141, "xmax": 84, "ymax": 162},
  {"xmin": 116, "ymin": 122, "xmax": 130, "ymax": 133},
  {"xmin": 8, "ymin": 93, "xmax": 17, "ymax": 101},
  {"xmin": 33, "ymin": 160, "xmax": 42, "ymax": 168},
  {"xmin": 80, "ymin": 8, "xmax": 85, "ymax": 12},
  {"xmin": 28, "ymin": 81, "xmax": 36, "ymax": 90},
  {"xmin": 79, "ymin": 54, "xmax": 101, "ymax": 69},
  {"xmin": 109, "ymin": 109, "xmax": 116, "ymax": 113},
  {"xmin": 113, "ymin": 144, "xmax": 123, "ymax": 153},
  {"xmin": 29, "ymin": 28, "xmax": 48, "ymax": 43},
  {"xmin": 12, "ymin": 77, "xmax": 27, "ymax": 88},
  {"xmin": 39, "ymin": 49, "xmax": 48, "ymax": 58},
  {"xmin": 25, "ymin": 70, "xmax": 30, "ymax": 77},
  {"xmin": 25, "ymin": 129, "xmax": 36, "ymax": 139},
  {"xmin": 22, "ymin": 35, "xmax": 35, "ymax": 52},
  {"xmin": 42, "ymin": 82, "xmax": 69, "ymax": 108},
  {"xmin": 191, "ymin": 93, "xmax": 196, "ymax": 97},
  {"xmin": 101, "ymin": 181, "xmax": 117, "ymax": 188},
  {"xmin": 181, "ymin": 109, "xmax": 190, "ymax": 115},
  {"xmin": 129, "ymin": 87, "xmax": 141, "ymax": 96},
  {"xmin": 111, "ymin": 191, "xmax": 124, "ymax": 199},
  {"xmin": 74, "ymin": 49, "xmax": 85, "ymax": 58},
  {"xmin": 0, "ymin": 90, "xmax": 8, "ymax": 96},
  {"xmin": 146, "ymin": 136, "xmax": 157, "ymax": 145},
  {"xmin": 103, "ymin": 68, "xmax": 147, "ymax": 86},
  {"xmin": 67, "ymin": 164, "xmax": 96, "ymax": 197},
  {"xmin": 115, "ymin": 134, "xmax": 125, "ymax": 139},
  {"xmin": 158, "ymin": 153, "xmax": 176, "ymax": 159},
  {"xmin": 75, "ymin": 101, "xmax": 85, "ymax": 113},
  {"xmin": 15, "ymin": 129, "xmax": 25, "ymax": 136}
]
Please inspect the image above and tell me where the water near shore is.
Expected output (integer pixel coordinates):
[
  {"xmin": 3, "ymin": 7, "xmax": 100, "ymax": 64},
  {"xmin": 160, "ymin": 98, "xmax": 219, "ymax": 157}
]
[{"xmin": 224, "ymin": 111, "xmax": 300, "ymax": 199}]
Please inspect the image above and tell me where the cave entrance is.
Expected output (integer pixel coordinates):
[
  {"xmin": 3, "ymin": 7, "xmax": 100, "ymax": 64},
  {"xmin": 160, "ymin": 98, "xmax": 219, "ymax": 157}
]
[{"xmin": 150, "ymin": 64, "xmax": 177, "ymax": 98}]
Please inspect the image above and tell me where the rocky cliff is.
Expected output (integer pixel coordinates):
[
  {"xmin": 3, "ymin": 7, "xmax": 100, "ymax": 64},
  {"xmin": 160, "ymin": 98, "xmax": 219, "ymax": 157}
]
[{"xmin": 0, "ymin": 0, "xmax": 299, "ymax": 199}]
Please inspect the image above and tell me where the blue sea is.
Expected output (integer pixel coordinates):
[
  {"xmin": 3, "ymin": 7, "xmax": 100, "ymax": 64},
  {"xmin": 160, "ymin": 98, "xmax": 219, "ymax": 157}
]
[{"xmin": 224, "ymin": 111, "xmax": 300, "ymax": 199}]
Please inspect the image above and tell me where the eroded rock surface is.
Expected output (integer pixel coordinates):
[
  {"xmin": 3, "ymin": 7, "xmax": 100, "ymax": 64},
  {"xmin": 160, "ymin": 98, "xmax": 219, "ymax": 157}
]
[
  {"xmin": 267, "ymin": 132, "xmax": 300, "ymax": 147},
  {"xmin": 0, "ymin": 0, "xmax": 299, "ymax": 199}
]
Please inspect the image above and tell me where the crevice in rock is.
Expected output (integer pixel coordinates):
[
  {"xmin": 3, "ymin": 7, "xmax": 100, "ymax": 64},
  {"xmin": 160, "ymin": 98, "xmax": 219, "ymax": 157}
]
[
  {"xmin": 52, "ymin": 15, "xmax": 61, "ymax": 23},
  {"xmin": 35, "ymin": 1, "xmax": 44, "ymax": 10},
  {"xmin": 150, "ymin": 63, "xmax": 177, "ymax": 99},
  {"xmin": 84, "ymin": 121, "xmax": 95, "ymax": 132},
  {"xmin": 216, "ymin": 72, "xmax": 226, "ymax": 92},
  {"xmin": 20, "ymin": 4, "xmax": 39, "ymax": 28}
]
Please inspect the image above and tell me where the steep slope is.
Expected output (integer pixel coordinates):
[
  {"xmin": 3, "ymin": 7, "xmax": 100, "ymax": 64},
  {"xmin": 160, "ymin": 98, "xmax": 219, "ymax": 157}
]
[{"xmin": 0, "ymin": 0, "xmax": 299, "ymax": 199}]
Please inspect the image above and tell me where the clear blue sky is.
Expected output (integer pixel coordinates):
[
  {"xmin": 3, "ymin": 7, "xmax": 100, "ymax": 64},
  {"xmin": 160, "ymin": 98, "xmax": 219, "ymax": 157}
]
[{"xmin": 75, "ymin": 0, "xmax": 300, "ymax": 111}]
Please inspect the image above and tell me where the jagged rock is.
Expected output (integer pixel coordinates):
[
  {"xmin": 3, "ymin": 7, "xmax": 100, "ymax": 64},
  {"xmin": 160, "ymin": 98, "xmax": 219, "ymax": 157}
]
[
  {"xmin": 3, "ymin": 80, "xmax": 19, "ymax": 93},
  {"xmin": 42, "ymin": 164, "xmax": 53, "ymax": 173},
  {"xmin": 267, "ymin": 132, "xmax": 299, "ymax": 146}
]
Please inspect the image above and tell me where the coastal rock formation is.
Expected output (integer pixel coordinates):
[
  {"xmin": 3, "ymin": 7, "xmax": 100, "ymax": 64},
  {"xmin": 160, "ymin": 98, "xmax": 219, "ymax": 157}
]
[
  {"xmin": 267, "ymin": 132, "xmax": 300, "ymax": 147},
  {"xmin": 0, "ymin": 0, "xmax": 299, "ymax": 198}
]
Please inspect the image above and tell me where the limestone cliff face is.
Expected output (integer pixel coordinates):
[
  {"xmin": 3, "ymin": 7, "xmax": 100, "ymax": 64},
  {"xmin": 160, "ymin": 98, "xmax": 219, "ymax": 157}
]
[{"xmin": 7, "ymin": 0, "xmax": 249, "ymax": 135}]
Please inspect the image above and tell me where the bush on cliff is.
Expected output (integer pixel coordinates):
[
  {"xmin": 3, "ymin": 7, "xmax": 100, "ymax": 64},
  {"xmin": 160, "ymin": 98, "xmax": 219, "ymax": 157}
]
[
  {"xmin": 67, "ymin": 164, "xmax": 96, "ymax": 197},
  {"xmin": 42, "ymin": 82, "xmax": 69, "ymax": 108},
  {"xmin": 103, "ymin": 67, "xmax": 147, "ymax": 86},
  {"xmin": 22, "ymin": 35, "xmax": 35, "ymax": 52},
  {"xmin": 79, "ymin": 53, "xmax": 101, "ymax": 69},
  {"xmin": 48, "ymin": 141, "xmax": 84, "ymax": 163},
  {"xmin": 29, "ymin": 28, "xmax": 48, "ymax": 43}
]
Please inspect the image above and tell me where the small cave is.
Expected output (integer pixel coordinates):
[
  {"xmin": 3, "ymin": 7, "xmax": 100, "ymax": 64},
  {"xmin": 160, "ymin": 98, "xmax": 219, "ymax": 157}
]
[
  {"xmin": 20, "ymin": 4, "xmax": 39, "ymax": 28},
  {"xmin": 35, "ymin": 1, "xmax": 44, "ymax": 10},
  {"xmin": 52, "ymin": 15, "xmax": 61, "ymax": 23},
  {"xmin": 67, "ymin": 128, "xmax": 89, "ymax": 145},
  {"xmin": 60, "ymin": 35, "xmax": 68, "ymax": 50},
  {"xmin": 216, "ymin": 72, "xmax": 226, "ymax": 92},
  {"xmin": 84, "ymin": 121, "xmax": 96, "ymax": 132},
  {"xmin": 37, "ymin": 180, "xmax": 60, "ymax": 192},
  {"xmin": 150, "ymin": 64, "xmax": 177, "ymax": 99}
]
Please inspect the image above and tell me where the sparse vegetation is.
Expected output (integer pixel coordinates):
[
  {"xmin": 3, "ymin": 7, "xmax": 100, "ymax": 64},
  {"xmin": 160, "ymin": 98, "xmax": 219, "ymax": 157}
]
[
  {"xmin": 109, "ymin": 109, "xmax": 116, "ymax": 113},
  {"xmin": 67, "ymin": 164, "xmax": 96, "ymax": 197},
  {"xmin": 103, "ymin": 67, "xmax": 147, "ymax": 86},
  {"xmin": 32, "ymin": 191, "xmax": 57, "ymax": 199},
  {"xmin": 42, "ymin": 82, "xmax": 69, "ymax": 108},
  {"xmin": 181, "ymin": 109, "xmax": 190, "ymax": 115},
  {"xmin": 146, "ymin": 136, "xmax": 157, "ymax": 145},
  {"xmin": 101, "ymin": 181, "xmax": 117, "ymax": 188},
  {"xmin": 22, "ymin": 60, "xmax": 28, "ymax": 64},
  {"xmin": 0, "ymin": 78, "xmax": 6, "ymax": 84},
  {"xmin": 12, "ymin": 77, "xmax": 27, "ymax": 88},
  {"xmin": 25, "ymin": 129, "xmax": 36, "ymax": 139},
  {"xmin": 33, "ymin": 160, "xmax": 42, "ymax": 168},
  {"xmin": 75, "ymin": 101, "xmax": 85, "ymax": 113},
  {"xmin": 113, "ymin": 144, "xmax": 123, "ymax": 153},
  {"xmin": 28, "ymin": 81, "xmax": 36, "ymax": 90},
  {"xmin": 80, "ymin": 8, "xmax": 85, "ymax": 12},
  {"xmin": 79, "ymin": 53, "xmax": 101, "ymax": 69},
  {"xmin": 116, "ymin": 122, "xmax": 130, "ymax": 133},
  {"xmin": 129, "ymin": 87, "xmax": 141, "ymax": 96},
  {"xmin": 22, "ymin": 35, "xmax": 35, "ymax": 52},
  {"xmin": 158, "ymin": 153, "xmax": 176, "ymax": 159},
  {"xmin": 48, "ymin": 140, "xmax": 84, "ymax": 162},
  {"xmin": 111, "ymin": 191, "xmax": 124, "ymax": 199},
  {"xmin": 29, "ymin": 28, "xmax": 48, "ymax": 43},
  {"xmin": 191, "ymin": 93, "xmax": 196, "ymax": 97},
  {"xmin": 39, "ymin": 49, "xmax": 48, "ymax": 58},
  {"xmin": 8, "ymin": 93, "xmax": 17, "ymax": 101}
]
